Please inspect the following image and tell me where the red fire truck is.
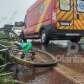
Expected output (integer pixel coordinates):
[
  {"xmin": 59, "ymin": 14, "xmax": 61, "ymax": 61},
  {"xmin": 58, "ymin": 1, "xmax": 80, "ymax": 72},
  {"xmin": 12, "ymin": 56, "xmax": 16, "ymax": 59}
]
[{"xmin": 23, "ymin": 0, "xmax": 84, "ymax": 44}]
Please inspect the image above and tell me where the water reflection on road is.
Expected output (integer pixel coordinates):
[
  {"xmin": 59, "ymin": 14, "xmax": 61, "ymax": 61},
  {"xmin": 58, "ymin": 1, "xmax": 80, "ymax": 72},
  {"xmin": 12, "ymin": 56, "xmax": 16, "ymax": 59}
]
[
  {"xmin": 17, "ymin": 39, "xmax": 84, "ymax": 84},
  {"xmin": 32, "ymin": 40, "xmax": 84, "ymax": 56}
]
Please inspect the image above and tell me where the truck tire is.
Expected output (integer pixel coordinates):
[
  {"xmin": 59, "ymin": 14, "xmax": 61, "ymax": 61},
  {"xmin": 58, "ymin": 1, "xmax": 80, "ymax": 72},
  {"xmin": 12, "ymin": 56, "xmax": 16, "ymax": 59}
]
[
  {"xmin": 41, "ymin": 30, "xmax": 49, "ymax": 45},
  {"xmin": 67, "ymin": 41, "xmax": 79, "ymax": 55}
]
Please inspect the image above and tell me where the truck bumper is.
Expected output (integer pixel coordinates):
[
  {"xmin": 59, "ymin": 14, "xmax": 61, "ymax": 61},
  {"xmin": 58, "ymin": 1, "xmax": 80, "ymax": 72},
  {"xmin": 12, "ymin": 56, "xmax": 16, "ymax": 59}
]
[{"xmin": 49, "ymin": 29, "xmax": 84, "ymax": 40}]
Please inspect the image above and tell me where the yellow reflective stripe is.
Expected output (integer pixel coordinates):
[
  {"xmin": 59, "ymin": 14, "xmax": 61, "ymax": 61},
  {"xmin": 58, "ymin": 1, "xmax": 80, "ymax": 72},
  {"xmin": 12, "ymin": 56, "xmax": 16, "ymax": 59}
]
[
  {"xmin": 67, "ymin": 14, "xmax": 73, "ymax": 21},
  {"xmin": 36, "ymin": 0, "xmax": 52, "ymax": 32},
  {"xmin": 74, "ymin": 20, "xmax": 82, "ymax": 30},
  {"xmin": 62, "ymin": 12, "xmax": 72, "ymax": 20},
  {"xmin": 57, "ymin": 13, "xmax": 65, "ymax": 20}
]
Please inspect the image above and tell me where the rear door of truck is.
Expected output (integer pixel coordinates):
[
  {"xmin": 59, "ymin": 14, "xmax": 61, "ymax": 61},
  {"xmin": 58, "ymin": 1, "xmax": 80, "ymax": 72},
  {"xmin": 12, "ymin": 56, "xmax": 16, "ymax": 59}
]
[
  {"xmin": 56, "ymin": 0, "xmax": 73, "ymax": 30},
  {"xmin": 74, "ymin": 0, "xmax": 84, "ymax": 30},
  {"xmin": 56, "ymin": 0, "xmax": 84, "ymax": 31}
]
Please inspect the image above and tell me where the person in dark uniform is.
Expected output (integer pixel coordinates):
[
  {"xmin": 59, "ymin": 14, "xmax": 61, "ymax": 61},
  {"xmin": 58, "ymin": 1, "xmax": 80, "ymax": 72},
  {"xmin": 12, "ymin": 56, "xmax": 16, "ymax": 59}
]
[{"xmin": 19, "ymin": 30, "xmax": 26, "ymax": 42}]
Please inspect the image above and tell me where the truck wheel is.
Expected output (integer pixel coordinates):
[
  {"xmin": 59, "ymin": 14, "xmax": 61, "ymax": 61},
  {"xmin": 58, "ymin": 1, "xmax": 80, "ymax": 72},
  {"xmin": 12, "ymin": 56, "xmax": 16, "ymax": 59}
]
[
  {"xmin": 67, "ymin": 41, "xmax": 79, "ymax": 55},
  {"xmin": 41, "ymin": 30, "xmax": 49, "ymax": 45}
]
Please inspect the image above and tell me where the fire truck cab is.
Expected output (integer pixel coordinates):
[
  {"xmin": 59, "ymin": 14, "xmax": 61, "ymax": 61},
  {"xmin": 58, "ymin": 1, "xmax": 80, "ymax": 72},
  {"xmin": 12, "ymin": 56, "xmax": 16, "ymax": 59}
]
[{"xmin": 23, "ymin": 0, "xmax": 84, "ymax": 44}]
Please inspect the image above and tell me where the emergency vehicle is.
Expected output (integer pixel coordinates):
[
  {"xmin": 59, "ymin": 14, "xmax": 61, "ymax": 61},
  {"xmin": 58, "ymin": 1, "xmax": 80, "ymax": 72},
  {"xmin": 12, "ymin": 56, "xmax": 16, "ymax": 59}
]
[{"xmin": 23, "ymin": 0, "xmax": 84, "ymax": 44}]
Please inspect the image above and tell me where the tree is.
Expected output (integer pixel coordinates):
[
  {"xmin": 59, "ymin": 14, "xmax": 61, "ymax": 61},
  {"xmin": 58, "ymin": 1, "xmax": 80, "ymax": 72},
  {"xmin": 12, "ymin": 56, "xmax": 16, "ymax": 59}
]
[{"xmin": 14, "ymin": 21, "xmax": 24, "ymax": 27}]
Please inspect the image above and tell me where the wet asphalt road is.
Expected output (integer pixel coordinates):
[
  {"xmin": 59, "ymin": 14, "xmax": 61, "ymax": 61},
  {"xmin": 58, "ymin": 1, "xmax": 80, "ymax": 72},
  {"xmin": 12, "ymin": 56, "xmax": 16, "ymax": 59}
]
[
  {"xmin": 17, "ymin": 39, "xmax": 84, "ymax": 84},
  {"xmin": 32, "ymin": 39, "xmax": 84, "ymax": 55}
]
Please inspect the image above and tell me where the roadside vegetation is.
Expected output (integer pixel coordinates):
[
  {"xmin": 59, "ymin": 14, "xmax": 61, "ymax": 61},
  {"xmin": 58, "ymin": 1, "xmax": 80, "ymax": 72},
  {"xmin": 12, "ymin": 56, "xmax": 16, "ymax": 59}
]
[{"xmin": 0, "ymin": 29, "xmax": 24, "ymax": 84}]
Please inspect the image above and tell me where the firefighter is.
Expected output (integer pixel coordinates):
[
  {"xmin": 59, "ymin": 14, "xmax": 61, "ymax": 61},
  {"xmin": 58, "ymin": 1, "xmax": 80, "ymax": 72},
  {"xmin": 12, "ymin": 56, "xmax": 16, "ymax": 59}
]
[
  {"xmin": 19, "ymin": 30, "xmax": 25, "ymax": 42},
  {"xmin": 18, "ymin": 38, "xmax": 32, "ymax": 59},
  {"xmin": 18, "ymin": 30, "xmax": 33, "ymax": 59}
]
